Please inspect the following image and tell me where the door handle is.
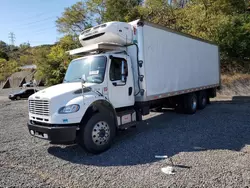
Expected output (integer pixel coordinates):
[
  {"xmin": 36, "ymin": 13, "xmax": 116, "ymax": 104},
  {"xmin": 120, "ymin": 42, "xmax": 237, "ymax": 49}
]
[{"xmin": 128, "ymin": 87, "xmax": 133, "ymax": 96}]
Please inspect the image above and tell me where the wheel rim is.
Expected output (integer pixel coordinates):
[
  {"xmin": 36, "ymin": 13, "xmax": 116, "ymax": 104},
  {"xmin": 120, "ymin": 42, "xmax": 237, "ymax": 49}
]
[
  {"xmin": 192, "ymin": 98, "xmax": 197, "ymax": 110},
  {"xmin": 17, "ymin": 96, "xmax": 20, "ymax": 100},
  {"xmin": 92, "ymin": 121, "xmax": 110, "ymax": 146}
]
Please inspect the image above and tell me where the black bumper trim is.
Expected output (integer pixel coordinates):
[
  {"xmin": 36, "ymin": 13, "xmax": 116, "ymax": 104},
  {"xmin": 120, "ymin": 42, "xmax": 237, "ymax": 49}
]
[{"xmin": 27, "ymin": 121, "xmax": 78, "ymax": 143}]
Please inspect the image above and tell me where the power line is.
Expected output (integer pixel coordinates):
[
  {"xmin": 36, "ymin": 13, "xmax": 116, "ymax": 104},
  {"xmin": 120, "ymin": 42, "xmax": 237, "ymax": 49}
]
[
  {"xmin": 29, "ymin": 41, "xmax": 54, "ymax": 43},
  {"xmin": 19, "ymin": 11, "xmax": 52, "ymax": 21},
  {"xmin": 5, "ymin": 11, "xmax": 51, "ymax": 24},
  {"xmin": 3, "ymin": 16, "xmax": 57, "ymax": 28},
  {"xmin": 10, "ymin": 23, "xmax": 57, "ymax": 33},
  {"xmin": 31, "ymin": 26, "xmax": 57, "ymax": 33},
  {"xmin": 18, "ymin": 16, "xmax": 57, "ymax": 28},
  {"xmin": 17, "ymin": 26, "xmax": 57, "ymax": 38}
]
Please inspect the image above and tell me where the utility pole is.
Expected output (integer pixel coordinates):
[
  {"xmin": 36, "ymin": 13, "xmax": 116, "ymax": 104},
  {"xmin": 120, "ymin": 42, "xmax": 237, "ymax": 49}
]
[{"xmin": 8, "ymin": 32, "xmax": 15, "ymax": 49}]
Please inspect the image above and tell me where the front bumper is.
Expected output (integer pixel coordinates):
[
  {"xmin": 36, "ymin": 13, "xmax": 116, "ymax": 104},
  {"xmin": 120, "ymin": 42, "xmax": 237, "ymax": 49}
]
[
  {"xmin": 9, "ymin": 95, "xmax": 14, "ymax": 99},
  {"xmin": 27, "ymin": 121, "xmax": 78, "ymax": 143}
]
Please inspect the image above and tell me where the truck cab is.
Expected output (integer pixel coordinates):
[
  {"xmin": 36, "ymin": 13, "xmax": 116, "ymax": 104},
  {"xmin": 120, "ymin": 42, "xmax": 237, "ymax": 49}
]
[
  {"xmin": 28, "ymin": 21, "xmax": 139, "ymax": 154},
  {"xmin": 64, "ymin": 52, "xmax": 135, "ymax": 108}
]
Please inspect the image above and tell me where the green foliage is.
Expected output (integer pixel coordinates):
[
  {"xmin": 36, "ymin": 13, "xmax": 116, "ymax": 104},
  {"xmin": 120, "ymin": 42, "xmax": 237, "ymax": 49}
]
[
  {"xmin": 215, "ymin": 14, "xmax": 250, "ymax": 60},
  {"xmin": 19, "ymin": 42, "xmax": 31, "ymax": 51},
  {"xmin": 104, "ymin": 0, "xmax": 142, "ymax": 22},
  {"xmin": 0, "ymin": 41, "xmax": 9, "ymax": 53},
  {"xmin": 171, "ymin": 0, "xmax": 250, "ymax": 66},
  {"xmin": 0, "ymin": 51, "xmax": 9, "ymax": 60},
  {"xmin": 86, "ymin": 0, "xmax": 106, "ymax": 24},
  {"xmin": 0, "ymin": 58, "xmax": 19, "ymax": 81},
  {"xmin": 59, "ymin": 35, "xmax": 81, "ymax": 50},
  {"xmin": 56, "ymin": 1, "xmax": 92, "ymax": 34},
  {"xmin": 33, "ymin": 46, "xmax": 51, "ymax": 82},
  {"xmin": 34, "ymin": 37, "xmax": 74, "ymax": 86},
  {"xmin": 56, "ymin": 0, "xmax": 143, "ymax": 35},
  {"xmin": 0, "ymin": 41, "xmax": 32, "ymax": 81},
  {"xmin": 138, "ymin": 0, "xmax": 176, "ymax": 28}
]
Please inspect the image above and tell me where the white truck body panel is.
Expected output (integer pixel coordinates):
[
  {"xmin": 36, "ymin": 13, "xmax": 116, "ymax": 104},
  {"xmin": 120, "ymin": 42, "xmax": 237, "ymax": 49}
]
[{"xmin": 129, "ymin": 21, "xmax": 220, "ymax": 102}]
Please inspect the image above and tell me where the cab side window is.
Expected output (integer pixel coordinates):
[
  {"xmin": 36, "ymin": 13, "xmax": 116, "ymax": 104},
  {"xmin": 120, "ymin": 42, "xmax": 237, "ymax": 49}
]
[{"xmin": 109, "ymin": 58, "xmax": 128, "ymax": 81}]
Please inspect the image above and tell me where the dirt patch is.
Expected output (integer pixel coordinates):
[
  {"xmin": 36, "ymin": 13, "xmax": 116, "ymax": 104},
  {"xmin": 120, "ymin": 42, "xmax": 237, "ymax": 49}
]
[{"xmin": 218, "ymin": 74, "xmax": 250, "ymax": 97}]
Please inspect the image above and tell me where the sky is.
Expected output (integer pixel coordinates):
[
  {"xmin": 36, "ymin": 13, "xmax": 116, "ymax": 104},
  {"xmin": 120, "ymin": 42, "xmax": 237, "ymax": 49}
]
[{"xmin": 0, "ymin": 0, "xmax": 80, "ymax": 47}]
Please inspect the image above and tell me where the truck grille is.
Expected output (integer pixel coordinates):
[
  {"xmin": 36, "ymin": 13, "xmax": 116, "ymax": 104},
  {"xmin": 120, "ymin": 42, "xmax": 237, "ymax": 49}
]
[{"xmin": 29, "ymin": 100, "xmax": 50, "ymax": 116}]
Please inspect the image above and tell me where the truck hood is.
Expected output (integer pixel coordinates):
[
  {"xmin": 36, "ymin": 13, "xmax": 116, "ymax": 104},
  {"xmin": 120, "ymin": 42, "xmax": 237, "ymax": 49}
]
[{"xmin": 30, "ymin": 82, "xmax": 96, "ymax": 100}]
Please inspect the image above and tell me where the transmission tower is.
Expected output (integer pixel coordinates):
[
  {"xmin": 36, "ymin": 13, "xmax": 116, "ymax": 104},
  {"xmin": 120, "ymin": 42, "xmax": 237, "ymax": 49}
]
[{"xmin": 8, "ymin": 32, "xmax": 15, "ymax": 46}]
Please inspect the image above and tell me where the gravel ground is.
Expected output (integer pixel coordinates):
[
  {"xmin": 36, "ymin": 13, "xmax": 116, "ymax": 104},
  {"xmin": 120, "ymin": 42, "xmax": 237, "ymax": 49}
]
[{"xmin": 0, "ymin": 88, "xmax": 250, "ymax": 187}]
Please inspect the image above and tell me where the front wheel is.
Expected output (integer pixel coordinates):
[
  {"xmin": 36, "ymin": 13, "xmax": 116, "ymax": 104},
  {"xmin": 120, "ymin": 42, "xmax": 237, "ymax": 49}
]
[{"xmin": 78, "ymin": 113, "xmax": 116, "ymax": 154}]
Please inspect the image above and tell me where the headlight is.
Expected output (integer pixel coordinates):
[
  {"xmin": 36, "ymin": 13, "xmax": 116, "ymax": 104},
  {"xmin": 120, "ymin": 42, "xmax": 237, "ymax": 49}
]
[{"xmin": 58, "ymin": 104, "xmax": 80, "ymax": 114}]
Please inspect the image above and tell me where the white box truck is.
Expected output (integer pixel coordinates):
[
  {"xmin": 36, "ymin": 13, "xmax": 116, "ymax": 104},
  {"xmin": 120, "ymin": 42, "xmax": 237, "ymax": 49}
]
[{"xmin": 27, "ymin": 20, "xmax": 220, "ymax": 154}]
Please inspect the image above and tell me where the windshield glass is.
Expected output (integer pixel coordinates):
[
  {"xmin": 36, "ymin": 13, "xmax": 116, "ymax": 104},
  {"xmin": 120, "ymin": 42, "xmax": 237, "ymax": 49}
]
[
  {"xmin": 64, "ymin": 56, "xmax": 106, "ymax": 84},
  {"xmin": 18, "ymin": 89, "xmax": 26, "ymax": 93}
]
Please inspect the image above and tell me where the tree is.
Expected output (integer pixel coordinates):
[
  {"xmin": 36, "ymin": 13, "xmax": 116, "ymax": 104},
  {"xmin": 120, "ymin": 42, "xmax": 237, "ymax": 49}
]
[
  {"xmin": 86, "ymin": 0, "xmax": 106, "ymax": 24},
  {"xmin": 215, "ymin": 14, "xmax": 250, "ymax": 60},
  {"xmin": 0, "ymin": 51, "xmax": 9, "ymax": 61},
  {"xmin": 138, "ymin": 0, "xmax": 177, "ymax": 28},
  {"xmin": 0, "ymin": 41, "xmax": 9, "ymax": 53},
  {"xmin": 104, "ymin": 0, "xmax": 142, "ymax": 22},
  {"xmin": 19, "ymin": 55, "xmax": 33, "ymax": 66},
  {"xmin": 169, "ymin": 0, "xmax": 189, "ymax": 8},
  {"xmin": 56, "ymin": 1, "xmax": 92, "ymax": 34},
  {"xmin": 19, "ymin": 42, "xmax": 31, "ymax": 51},
  {"xmin": 56, "ymin": 0, "xmax": 143, "ymax": 36},
  {"xmin": 0, "ymin": 58, "xmax": 19, "ymax": 81},
  {"xmin": 34, "ymin": 37, "xmax": 74, "ymax": 85},
  {"xmin": 59, "ymin": 35, "xmax": 81, "ymax": 50}
]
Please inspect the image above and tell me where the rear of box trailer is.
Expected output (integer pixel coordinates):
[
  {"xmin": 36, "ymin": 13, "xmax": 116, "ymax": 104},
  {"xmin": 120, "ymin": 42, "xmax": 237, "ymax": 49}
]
[{"xmin": 130, "ymin": 21, "xmax": 220, "ymax": 102}]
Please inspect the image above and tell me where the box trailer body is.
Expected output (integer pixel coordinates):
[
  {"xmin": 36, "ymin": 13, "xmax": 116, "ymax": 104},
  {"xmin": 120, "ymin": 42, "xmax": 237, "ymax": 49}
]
[
  {"xmin": 127, "ymin": 20, "xmax": 220, "ymax": 102},
  {"xmin": 27, "ymin": 20, "xmax": 220, "ymax": 154}
]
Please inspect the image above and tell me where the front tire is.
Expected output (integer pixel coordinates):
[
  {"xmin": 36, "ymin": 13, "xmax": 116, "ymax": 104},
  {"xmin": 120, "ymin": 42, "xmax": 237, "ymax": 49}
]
[{"xmin": 78, "ymin": 113, "xmax": 116, "ymax": 154}]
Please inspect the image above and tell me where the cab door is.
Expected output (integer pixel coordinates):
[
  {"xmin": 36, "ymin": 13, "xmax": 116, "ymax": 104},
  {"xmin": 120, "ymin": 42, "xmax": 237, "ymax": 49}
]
[{"xmin": 107, "ymin": 55, "xmax": 134, "ymax": 108}]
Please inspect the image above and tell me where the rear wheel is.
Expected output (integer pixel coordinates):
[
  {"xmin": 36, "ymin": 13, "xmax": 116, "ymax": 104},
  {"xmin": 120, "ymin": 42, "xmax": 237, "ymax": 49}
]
[
  {"xmin": 184, "ymin": 93, "xmax": 197, "ymax": 114},
  {"xmin": 78, "ymin": 113, "xmax": 116, "ymax": 154},
  {"xmin": 198, "ymin": 91, "xmax": 207, "ymax": 109},
  {"xmin": 16, "ymin": 96, "xmax": 21, "ymax": 100}
]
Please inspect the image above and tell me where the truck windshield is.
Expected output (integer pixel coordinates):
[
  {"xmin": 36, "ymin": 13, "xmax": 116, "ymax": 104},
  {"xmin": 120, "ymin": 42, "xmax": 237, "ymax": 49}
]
[{"xmin": 64, "ymin": 56, "xmax": 106, "ymax": 84}]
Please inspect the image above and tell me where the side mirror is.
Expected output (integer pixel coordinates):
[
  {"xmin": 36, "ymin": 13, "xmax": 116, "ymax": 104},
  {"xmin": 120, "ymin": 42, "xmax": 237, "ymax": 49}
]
[{"xmin": 81, "ymin": 75, "xmax": 86, "ymax": 83}]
